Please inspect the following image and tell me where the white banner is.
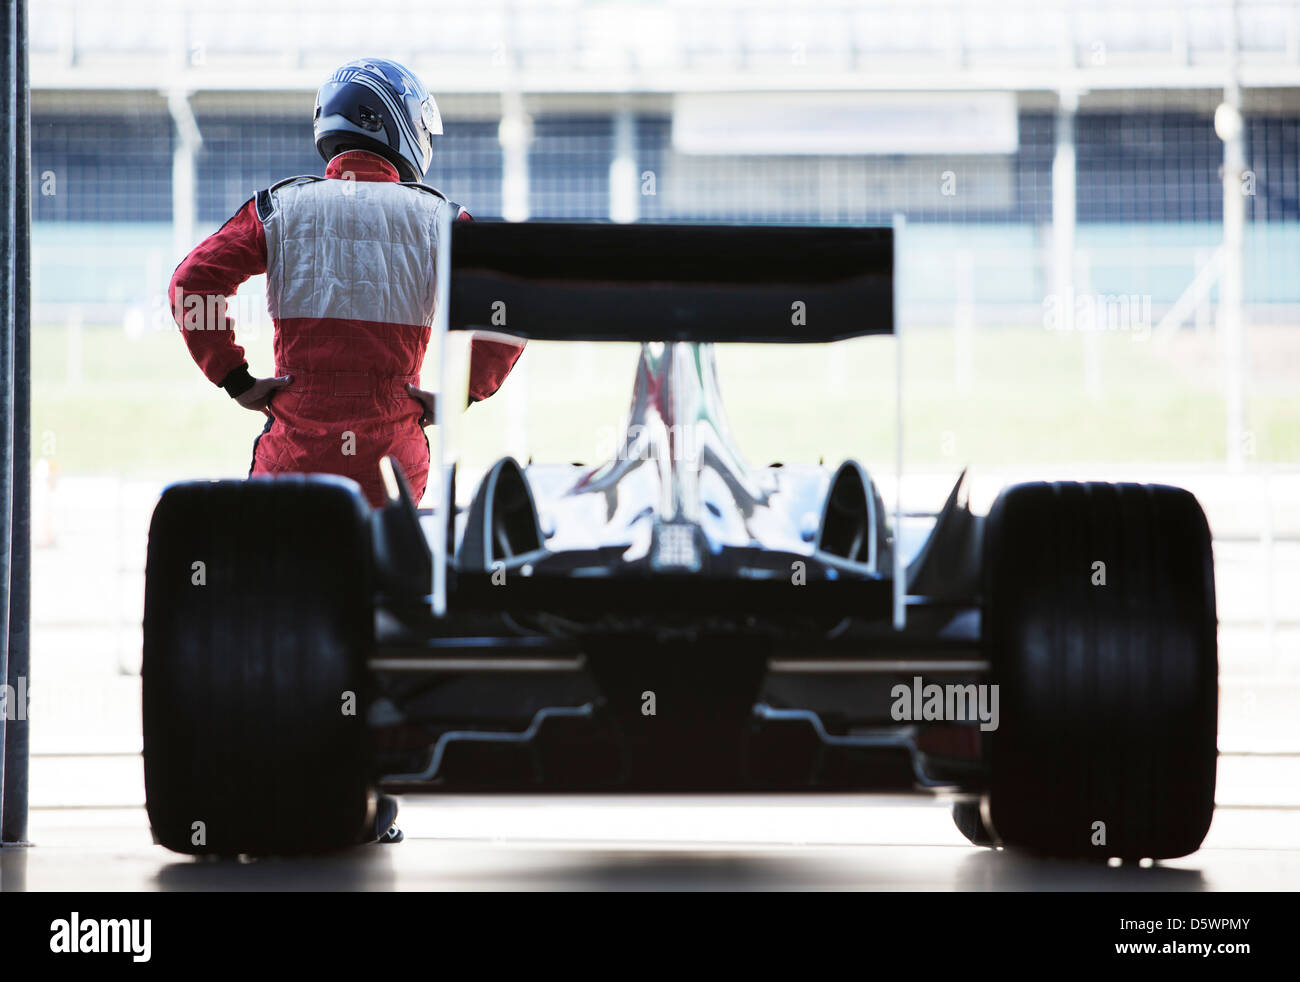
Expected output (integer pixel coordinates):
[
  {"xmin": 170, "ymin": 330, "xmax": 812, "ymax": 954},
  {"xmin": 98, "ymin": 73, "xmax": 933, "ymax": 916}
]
[{"xmin": 673, "ymin": 92, "xmax": 1020, "ymax": 156}]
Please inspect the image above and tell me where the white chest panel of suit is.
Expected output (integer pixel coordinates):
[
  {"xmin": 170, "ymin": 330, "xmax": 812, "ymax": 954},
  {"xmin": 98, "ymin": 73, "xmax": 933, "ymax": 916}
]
[{"xmin": 262, "ymin": 177, "xmax": 454, "ymax": 328}]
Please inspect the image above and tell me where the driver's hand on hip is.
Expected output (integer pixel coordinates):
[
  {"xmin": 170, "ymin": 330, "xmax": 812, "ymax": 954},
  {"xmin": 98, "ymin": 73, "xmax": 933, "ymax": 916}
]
[
  {"xmin": 406, "ymin": 383, "xmax": 438, "ymax": 427},
  {"xmin": 236, "ymin": 375, "xmax": 292, "ymax": 416}
]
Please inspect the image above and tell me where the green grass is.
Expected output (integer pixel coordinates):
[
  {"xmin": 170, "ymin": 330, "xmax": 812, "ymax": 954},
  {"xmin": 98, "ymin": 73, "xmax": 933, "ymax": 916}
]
[{"xmin": 32, "ymin": 319, "xmax": 1300, "ymax": 482}]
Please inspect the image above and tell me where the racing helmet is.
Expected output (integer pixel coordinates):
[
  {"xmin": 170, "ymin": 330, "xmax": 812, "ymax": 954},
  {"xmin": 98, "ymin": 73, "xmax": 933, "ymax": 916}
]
[{"xmin": 313, "ymin": 58, "xmax": 442, "ymax": 183}]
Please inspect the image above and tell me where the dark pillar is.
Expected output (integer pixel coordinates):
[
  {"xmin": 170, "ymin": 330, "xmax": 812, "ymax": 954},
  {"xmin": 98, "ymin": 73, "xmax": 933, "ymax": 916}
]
[{"xmin": 1, "ymin": 0, "xmax": 30, "ymax": 847}]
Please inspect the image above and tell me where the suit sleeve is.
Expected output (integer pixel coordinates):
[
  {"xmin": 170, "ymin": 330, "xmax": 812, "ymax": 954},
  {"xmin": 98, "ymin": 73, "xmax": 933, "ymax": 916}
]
[
  {"xmin": 168, "ymin": 198, "xmax": 268, "ymax": 397},
  {"xmin": 454, "ymin": 207, "xmax": 527, "ymax": 405},
  {"xmin": 467, "ymin": 333, "xmax": 526, "ymax": 404}
]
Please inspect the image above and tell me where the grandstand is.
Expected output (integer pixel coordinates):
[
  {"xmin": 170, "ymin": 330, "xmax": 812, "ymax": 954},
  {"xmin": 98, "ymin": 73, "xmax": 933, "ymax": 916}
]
[{"xmin": 28, "ymin": 1, "xmax": 1300, "ymax": 316}]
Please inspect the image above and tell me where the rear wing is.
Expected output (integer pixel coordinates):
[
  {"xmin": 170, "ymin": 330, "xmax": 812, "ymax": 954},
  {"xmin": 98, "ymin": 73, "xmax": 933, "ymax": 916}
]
[
  {"xmin": 428, "ymin": 217, "xmax": 896, "ymax": 617},
  {"xmin": 448, "ymin": 221, "xmax": 894, "ymax": 343}
]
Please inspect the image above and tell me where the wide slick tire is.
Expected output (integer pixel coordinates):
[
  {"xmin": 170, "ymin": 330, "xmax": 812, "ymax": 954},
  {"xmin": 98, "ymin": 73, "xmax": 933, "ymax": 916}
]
[
  {"xmin": 983, "ymin": 481, "xmax": 1218, "ymax": 859},
  {"xmin": 142, "ymin": 475, "xmax": 374, "ymax": 856}
]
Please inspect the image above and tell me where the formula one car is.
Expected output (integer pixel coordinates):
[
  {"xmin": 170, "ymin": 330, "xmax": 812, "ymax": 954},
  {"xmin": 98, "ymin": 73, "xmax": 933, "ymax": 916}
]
[{"xmin": 142, "ymin": 221, "xmax": 1218, "ymax": 860}]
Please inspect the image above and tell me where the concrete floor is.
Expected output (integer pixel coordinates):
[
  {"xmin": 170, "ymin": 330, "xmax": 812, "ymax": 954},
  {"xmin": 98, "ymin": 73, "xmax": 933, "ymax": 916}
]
[{"xmin": 5, "ymin": 795, "xmax": 1298, "ymax": 891}]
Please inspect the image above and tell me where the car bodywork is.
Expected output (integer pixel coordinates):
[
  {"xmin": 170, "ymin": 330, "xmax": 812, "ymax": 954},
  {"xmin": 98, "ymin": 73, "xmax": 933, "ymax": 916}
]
[{"xmin": 367, "ymin": 219, "xmax": 989, "ymax": 794}]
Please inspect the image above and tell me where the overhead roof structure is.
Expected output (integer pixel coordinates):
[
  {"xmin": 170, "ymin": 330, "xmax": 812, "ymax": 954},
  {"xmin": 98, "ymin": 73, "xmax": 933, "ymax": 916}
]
[{"xmin": 28, "ymin": 0, "xmax": 1300, "ymax": 94}]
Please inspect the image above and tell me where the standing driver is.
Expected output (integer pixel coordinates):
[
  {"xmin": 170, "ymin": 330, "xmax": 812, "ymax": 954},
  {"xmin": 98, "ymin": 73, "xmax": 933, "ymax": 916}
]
[
  {"xmin": 170, "ymin": 57, "xmax": 523, "ymax": 508},
  {"xmin": 168, "ymin": 58, "xmax": 525, "ymax": 843}
]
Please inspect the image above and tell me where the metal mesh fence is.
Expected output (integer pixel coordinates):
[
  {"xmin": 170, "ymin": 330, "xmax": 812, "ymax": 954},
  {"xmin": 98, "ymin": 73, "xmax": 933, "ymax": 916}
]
[
  {"xmin": 34, "ymin": 100, "xmax": 1290, "ymax": 226},
  {"xmin": 30, "ymin": 103, "xmax": 1300, "ymax": 221},
  {"xmin": 31, "ymin": 92, "xmax": 1300, "ymax": 317},
  {"xmin": 529, "ymin": 115, "xmax": 612, "ymax": 220},
  {"xmin": 33, "ymin": 99, "xmax": 174, "ymax": 223}
]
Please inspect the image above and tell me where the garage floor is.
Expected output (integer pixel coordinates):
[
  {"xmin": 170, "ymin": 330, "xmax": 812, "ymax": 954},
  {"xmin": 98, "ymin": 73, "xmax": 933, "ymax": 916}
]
[{"xmin": 5, "ymin": 790, "xmax": 1298, "ymax": 891}]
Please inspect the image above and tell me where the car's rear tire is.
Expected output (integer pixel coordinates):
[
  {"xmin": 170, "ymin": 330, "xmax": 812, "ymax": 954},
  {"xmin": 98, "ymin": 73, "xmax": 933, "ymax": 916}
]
[
  {"xmin": 143, "ymin": 475, "xmax": 374, "ymax": 856},
  {"xmin": 983, "ymin": 482, "xmax": 1217, "ymax": 859}
]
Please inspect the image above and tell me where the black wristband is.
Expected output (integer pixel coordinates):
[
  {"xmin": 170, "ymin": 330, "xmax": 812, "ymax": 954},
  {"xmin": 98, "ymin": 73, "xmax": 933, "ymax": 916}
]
[{"xmin": 219, "ymin": 364, "xmax": 256, "ymax": 399}]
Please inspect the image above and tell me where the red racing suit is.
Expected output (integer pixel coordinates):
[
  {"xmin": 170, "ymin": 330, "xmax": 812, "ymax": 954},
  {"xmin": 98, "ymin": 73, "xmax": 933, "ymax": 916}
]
[{"xmin": 169, "ymin": 150, "xmax": 524, "ymax": 507}]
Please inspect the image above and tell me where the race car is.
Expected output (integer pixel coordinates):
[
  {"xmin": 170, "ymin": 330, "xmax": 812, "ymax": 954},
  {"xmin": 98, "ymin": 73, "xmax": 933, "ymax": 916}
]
[{"xmin": 141, "ymin": 221, "xmax": 1218, "ymax": 860}]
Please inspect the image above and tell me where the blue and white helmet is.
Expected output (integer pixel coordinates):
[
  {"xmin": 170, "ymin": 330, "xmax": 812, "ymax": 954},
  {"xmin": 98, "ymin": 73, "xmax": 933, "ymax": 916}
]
[{"xmin": 313, "ymin": 58, "xmax": 442, "ymax": 183}]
